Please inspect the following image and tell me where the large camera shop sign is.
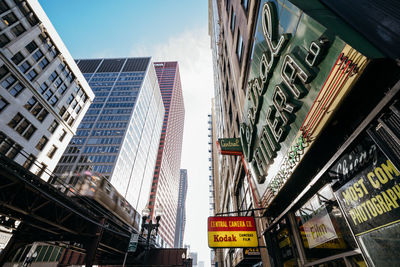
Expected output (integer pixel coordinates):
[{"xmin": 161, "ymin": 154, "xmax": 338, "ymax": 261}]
[{"xmin": 240, "ymin": 1, "xmax": 351, "ymax": 190}]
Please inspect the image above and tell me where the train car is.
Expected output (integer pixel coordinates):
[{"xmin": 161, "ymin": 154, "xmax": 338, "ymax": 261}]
[{"xmin": 54, "ymin": 171, "xmax": 140, "ymax": 231}]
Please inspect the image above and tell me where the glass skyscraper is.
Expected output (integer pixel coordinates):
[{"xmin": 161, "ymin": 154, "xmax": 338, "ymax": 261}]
[
  {"xmin": 174, "ymin": 169, "xmax": 188, "ymax": 248},
  {"xmin": 54, "ymin": 57, "xmax": 164, "ymax": 212},
  {"xmin": 147, "ymin": 61, "xmax": 185, "ymax": 248}
]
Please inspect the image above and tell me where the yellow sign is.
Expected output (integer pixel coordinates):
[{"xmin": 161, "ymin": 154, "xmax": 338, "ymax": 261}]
[{"xmin": 208, "ymin": 217, "xmax": 258, "ymax": 248}]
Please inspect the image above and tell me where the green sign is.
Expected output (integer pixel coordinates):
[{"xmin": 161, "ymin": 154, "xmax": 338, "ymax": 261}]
[
  {"xmin": 240, "ymin": 0, "xmax": 347, "ymax": 186},
  {"xmin": 218, "ymin": 138, "xmax": 242, "ymax": 155},
  {"xmin": 128, "ymin": 233, "xmax": 139, "ymax": 252}
]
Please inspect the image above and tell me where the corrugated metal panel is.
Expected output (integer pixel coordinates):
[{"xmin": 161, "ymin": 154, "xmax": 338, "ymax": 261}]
[
  {"xmin": 76, "ymin": 59, "xmax": 102, "ymax": 73},
  {"xmin": 368, "ymin": 100, "xmax": 400, "ymax": 168},
  {"xmin": 320, "ymin": 0, "xmax": 400, "ymax": 59},
  {"xmin": 122, "ymin": 57, "xmax": 150, "ymax": 72},
  {"xmin": 97, "ymin": 58, "xmax": 126, "ymax": 73}
]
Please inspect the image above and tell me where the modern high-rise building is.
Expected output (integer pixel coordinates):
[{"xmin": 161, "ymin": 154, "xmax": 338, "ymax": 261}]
[
  {"xmin": 54, "ymin": 57, "xmax": 164, "ymax": 213},
  {"xmin": 174, "ymin": 169, "xmax": 188, "ymax": 248},
  {"xmin": 0, "ymin": 0, "xmax": 94, "ymax": 181},
  {"xmin": 147, "ymin": 61, "xmax": 185, "ymax": 248}
]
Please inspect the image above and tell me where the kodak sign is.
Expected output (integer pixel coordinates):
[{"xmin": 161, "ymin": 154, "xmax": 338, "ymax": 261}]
[{"xmin": 208, "ymin": 216, "xmax": 258, "ymax": 248}]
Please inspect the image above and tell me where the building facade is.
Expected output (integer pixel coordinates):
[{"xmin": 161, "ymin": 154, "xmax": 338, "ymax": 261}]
[
  {"xmin": 174, "ymin": 169, "xmax": 188, "ymax": 248},
  {"xmin": 209, "ymin": 0, "xmax": 400, "ymax": 266},
  {"xmin": 147, "ymin": 61, "xmax": 185, "ymax": 248},
  {"xmin": 54, "ymin": 57, "xmax": 164, "ymax": 214},
  {"xmin": 0, "ymin": 0, "xmax": 94, "ymax": 181}
]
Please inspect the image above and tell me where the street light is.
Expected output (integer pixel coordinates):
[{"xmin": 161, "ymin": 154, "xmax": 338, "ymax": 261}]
[
  {"xmin": 182, "ymin": 252, "xmax": 192, "ymax": 267},
  {"xmin": 141, "ymin": 206, "xmax": 163, "ymax": 250}
]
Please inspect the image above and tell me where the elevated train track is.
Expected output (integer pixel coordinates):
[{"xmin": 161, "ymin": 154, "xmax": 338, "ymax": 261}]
[{"xmin": 0, "ymin": 152, "xmax": 151, "ymax": 266}]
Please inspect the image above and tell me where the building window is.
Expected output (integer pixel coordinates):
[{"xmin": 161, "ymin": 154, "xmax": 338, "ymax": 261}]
[
  {"xmin": 0, "ymin": 65, "xmax": 9, "ymax": 80},
  {"xmin": 11, "ymin": 52, "xmax": 24, "ymax": 65},
  {"xmin": 0, "ymin": 33, "xmax": 10, "ymax": 48},
  {"xmin": 8, "ymin": 113, "xmax": 37, "ymax": 140},
  {"xmin": 0, "ymin": 95, "xmax": 9, "ymax": 112},
  {"xmin": 36, "ymin": 162, "xmax": 47, "ymax": 177},
  {"xmin": 47, "ymin": 145, "xmax": 57, "ymax": 159},
  {"xmin": 230, "ymin": 8, "xmax": 236, "ymax": 33},
  {"xmin": 19, "ymin": 61, "xmax": 31, "ymax": 73},
  {"xmin": 36, "ymin": 136, "xmax": 48, "ymax": 150},
  {"xmin": 26, "ymin": 69, "xmax": 37, "ymax": 81},
  {"xmin": 49, "ymin": 95, "xmax": 58, "ymax": 106},
  {"xmin": 11, "ymin": 23, "xmax": 26, "ymax": 37},
  {"xmin": 67, "ymin": 117, "xmax": 75, "ymax": 126},
  {"xmin": 37, "ymin": 109, "xmax": 48, "ymax": 122},
  {"xmin": 25, "ymin": 97, "xmax": 49, "ymax": 122},
  {"xmin": 49, "ymin": 70, "xmax": 58, "ymax": 82},
  {"xmin": 236, "ymin": 31, "xmax": 243, "ymax": 63},
  {"xmin": 59, "ymin": 129, "xmax": 67, "ymax": 141},
  {"xmin": 1, "ymin": 74, "xmax": 16, "ymax": 89},
  {"xmin": 32, "ymin": 49, "xmax": 44, "ymax": 61},
  {"xmin": 241, "ymin": 0, "xmax": 249, "ymax": 12},
  {"xmin": 23, "ymin": 154, "xmax": 36, "ymax": 169},
  {"xmin": 54, "ymin": 77, "xmax": 62, "ymax": 87},
  {"xmin": 9, "ymin": 82, "xmax": 24, "ymax": 97},
  {"xmin": 39, "ymin": 82, "xmax": 48, "ymax": 94},
  {"xmin": 38, "ymin": 57, "xmax": 49, "ymax": 69},
  {"xmin": 24, "ymin": 97, "xmax": 37, "ymax": 110},
  {"xmin": 75, "ymin": 105, "xmax": 82, "ymax": 114},
  {"xmin": 0, "ymin": 132, "xmax": 20, "ymax": 159},
  {"xmin": 2, "ymin": 12, "xmax": 18, "ymax": 26},
  {"xmin": 0, "ymin": 132, "xmax": 22, "ymax": 159},
  {"xmin": 44, "ymin": 89, "xmax": 53, "ymax": 100},
  {"xmin": 59, "ymin": 106, "xmax": 66, "ymax": 117},
  {"xmin": 48, "ymin": 120, "xmax": 58, "ymax": 133},
  {"xmin": 58, "ymin": 83, "xmax": 67, "ymax": 94},
  {"xmin": 0, "ymin": 1, "xmax": 10, "ymax": 14},
  {"xmin": 25, "ymin": 41, "xmax": 38, "ymax": 53}
]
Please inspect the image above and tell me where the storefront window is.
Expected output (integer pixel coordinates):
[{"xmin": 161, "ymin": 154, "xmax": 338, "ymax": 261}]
[
  {"xmin": 330, "ymin": 132, "xmax": 400, "ymax": 267},
  {"xmin": 295, "ymin": 184, "xmax": 358, "ymax": 261},
  {"xmin": 265, "ymin": 217, "xmax": 298, "ymax": 267}
]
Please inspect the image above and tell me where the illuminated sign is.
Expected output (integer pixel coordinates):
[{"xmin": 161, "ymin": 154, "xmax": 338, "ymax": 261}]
[
  {"xmin": 208, "ymin": 216, "xmax": 258, "ymax": 248},
  {"xmin": 333, "ymin": 134, "xmax": 400, "ymax": 236},
  {"xmin": 217, "ymin": 138, "xmax": 242, "ymax": 156},
  {"xmin": 240, "ymin": 1, "xmax": 368, "ymax": 204}
]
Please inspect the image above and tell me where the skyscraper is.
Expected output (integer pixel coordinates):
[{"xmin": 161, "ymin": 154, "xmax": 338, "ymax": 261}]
[
  {"xmin": 174, "ymin": 169, "xmax": 188, "ymax": 248},
  {"xmin": 147, "ymin": 61, "xmax": 185, "ymax": 248},
  {"xmin": 0, "ymin": 0, "xmax": 94, "ymax": 180},
  {"xmin": 54, "ymin": 57, "xmax": 164, "ymax": 213}
]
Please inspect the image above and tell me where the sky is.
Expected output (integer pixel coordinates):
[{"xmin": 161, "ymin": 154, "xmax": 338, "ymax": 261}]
[{"xmin": 37, "ymin": 0, "xmax": 214, "ymax": 266}]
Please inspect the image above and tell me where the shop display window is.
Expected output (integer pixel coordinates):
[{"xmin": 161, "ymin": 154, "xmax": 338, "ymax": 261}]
[
  {"xmin": 330, "ymin": 130, "xmax": 400, "ymax": 267},
  {"xmin": 265, "ymin": 217, "xmax": 298, "ymax": 267},
  {"xmin": 295, "ymin": 184, "xmax": 358, "ymax": 261}
]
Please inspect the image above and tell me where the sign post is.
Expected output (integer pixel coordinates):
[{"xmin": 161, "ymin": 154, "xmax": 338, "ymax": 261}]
[{"xmin": 122, "ymin": 233, "xmax": 139, "ymax": 267}]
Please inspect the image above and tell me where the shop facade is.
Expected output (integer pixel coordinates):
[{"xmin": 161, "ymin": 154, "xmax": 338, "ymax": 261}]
[{"xmin": 239, "ymin": 0, "xmax": 400, "ymax": 266}]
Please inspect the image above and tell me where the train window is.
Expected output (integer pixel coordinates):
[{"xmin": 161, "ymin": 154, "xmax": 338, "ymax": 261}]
[{"xmin": 105, "ymin": 182, "xmax": 111, "ymax": 194}]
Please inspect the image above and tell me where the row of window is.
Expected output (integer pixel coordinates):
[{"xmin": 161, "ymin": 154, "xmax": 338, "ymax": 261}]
[
  {"xmin": 10, "ymin": 245, "xmax": 64, "ymax": 264},
  {"xmin": 69, "ymin": 137, "xmax": 122, "ymax": 145},
  {"xmin": 78, "ymin": 155, "xmax": 116, "ymax": 163},
  {"xmin": 75, "ymin": 129, "xmax": 124, "ymax": 137},
  {"xmin": 78, "ymin": 121, "xmax": 128, "ymax": 130},
  {"xmin": 24, "ymin": 96, "xmax": 49, "ymax": 122},
  {"xmin": 0, "ymin": 131, "xmax": 22, "ymax": 160},
  {"xmin": 0, "ymin": 65, "xmax": 26, "ymax": 97}
]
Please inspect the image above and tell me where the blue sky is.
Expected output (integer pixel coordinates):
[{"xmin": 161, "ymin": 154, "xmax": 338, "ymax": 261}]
[
  {"xmin": 38, "ymin": 1, "xmax": 214, "ymax": 266},
  {"xmin": 39, "ymin": 0, "xmax": 208, "ymax": 58}
]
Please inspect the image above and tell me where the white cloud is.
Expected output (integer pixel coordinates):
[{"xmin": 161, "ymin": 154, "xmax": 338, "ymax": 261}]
[{"xmin": 131, "ymin": 27, "xmax": 214, "ymax": 266}]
